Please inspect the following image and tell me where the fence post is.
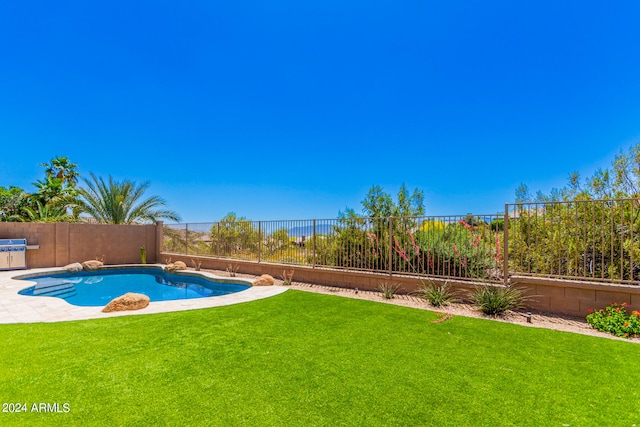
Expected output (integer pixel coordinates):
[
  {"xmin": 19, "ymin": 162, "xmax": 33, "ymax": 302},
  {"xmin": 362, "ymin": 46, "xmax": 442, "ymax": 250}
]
[
  {"xmin": 217, "ymin": 223, "xmax": 220, "ymax": 256},
  {"xmin": 185, "ymin": 223, "xmax": 189, "ymax": 255},
  {"xmin": 504, "ymin": 203, "xmax": 509, "ymax": 285},
  {"xmin": 312, "ymin": 219, "xmax": 316, "ymax": 269},
  {"xmin": 388, "ymin": 217, "xmax": 393, "ymax": 277},
  {"xmin": 258, "ymin": 221, "xmax": 262, "ymax": 263}
]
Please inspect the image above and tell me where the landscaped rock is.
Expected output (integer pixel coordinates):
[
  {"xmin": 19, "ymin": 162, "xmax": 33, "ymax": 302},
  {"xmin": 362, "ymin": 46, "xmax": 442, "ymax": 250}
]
[
  {"xmin": 82, "ymin": 260, "xmax": 104, "ymax": 271},
  {"xmin": 164, "ymin": 261, "xmax": 187, "ymax": 272},
  {"xmin": 253, "ymin": 274, "xmax": 275, "ymax": 286},
  {"xmin": 102, "ymin": 292, "xmax": 150, "ymax": 313},
  {"xmin": 63, "ymin": 262, "xmax": 83, "ymax": 272}
]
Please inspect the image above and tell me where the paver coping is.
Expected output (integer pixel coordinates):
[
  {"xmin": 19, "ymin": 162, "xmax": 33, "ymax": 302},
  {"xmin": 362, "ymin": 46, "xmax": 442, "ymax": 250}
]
[{"xmin": 0, "ymin": 266, "xmax": 287, "ymax": 324}]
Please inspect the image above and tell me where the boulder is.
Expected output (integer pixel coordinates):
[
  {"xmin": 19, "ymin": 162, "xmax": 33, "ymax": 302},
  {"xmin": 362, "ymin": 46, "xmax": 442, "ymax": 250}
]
[
  {"xmin": 164, "ymin": 261, "xmax": 187, "ymax": 272},
  {"xmin": 82, "ymin": 260, "xmax": 104, "ymax": 271},
  {"xmin": 253, "ymin": 274, "xmax": 275, "ymax": 286},
  {"xmin": 102, "ymin": 292, "xmax": 150, "ymax": 313},
  {"xmin": 63, "ymin": 262, "xmax": 83, "ymax": 273}
]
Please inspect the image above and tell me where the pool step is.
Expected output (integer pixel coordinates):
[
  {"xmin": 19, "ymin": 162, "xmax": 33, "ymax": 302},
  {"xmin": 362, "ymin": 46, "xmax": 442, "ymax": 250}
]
[{"xmin": 33, "ymin": 278, "xmax": 77, "ymax": 298}]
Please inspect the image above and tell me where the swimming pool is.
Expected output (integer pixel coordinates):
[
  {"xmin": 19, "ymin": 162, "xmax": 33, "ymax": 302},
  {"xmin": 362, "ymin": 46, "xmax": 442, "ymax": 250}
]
[{"xmin": 17, "ymin": 267, "xmax": 251, "ymax": 307}]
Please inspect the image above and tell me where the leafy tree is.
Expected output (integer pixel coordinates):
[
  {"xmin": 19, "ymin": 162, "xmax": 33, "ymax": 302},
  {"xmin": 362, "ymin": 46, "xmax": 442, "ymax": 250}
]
[
  {"xmin": 0, "ymin": 186, "xmax": 29, "ymax": 221},
  {"xmin": 162, "ymin": 225, "xmax": 188, "ymax": 254},
  {"xmin": 360, "ymin": 184, "xmax": 424, "ymax": 218},
  {"xmin": 326, "ymin": 185, "xmax": 426, "ymax": 272},
  {"xmin": 515, "ymin": 183, "xmax": 531, "ymax": 204},
  {"xmin": 77, "ymin": 173, "xmax": 181, "ymax": 224},
  {"xmin": 518, "ymin": 142, "xmax": 640, "ymax": 202},
  {"xmin": 462, "ymin": 213, "xmax": 485, "ymax": 227},
  {"xmin": 511, "ymin": 142, "xmax": 640, "ymax": 281},
  {"xmin": 361, "ymin": 186, "xmax": 395, "ymax": 218},
  {"xmin": 264, "ymin": 228, "xmax": 290, "ymax": 256},
  {"xmin": 395, "ymin": 183, "xmax": 425, "ymax": 217},
  {"xmin": 209, "ymin": 212, "xmax": 260, "ymax": 259},
  {"xmin": 605, "ymin": 142, "xmax": 640, "ymax": 198},
  {"xmin": 1, "ymin": 155, "xmax": 81, "ymax": 222}
]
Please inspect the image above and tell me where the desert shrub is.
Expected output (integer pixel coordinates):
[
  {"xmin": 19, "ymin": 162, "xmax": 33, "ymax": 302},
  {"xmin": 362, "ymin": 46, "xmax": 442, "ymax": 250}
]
[
  {"xmin": 470, "ymin": 284, "xmax": 527, "ymax": 316},
  {"xmin": 419, "ymin": 219, "xmax": 447, "ymax": 233},
  {"xmin": 306, "ymin": 234, "xmax": 338, "ymax": 266},
  {"xmin": 412, "ymin": 221, "xmax": 497, "ymax": 280},
  {"xmin": 378, "ymin": 282, "xmax": 402, "ymax": 299},
  {"xmin": 415, "ymin": 280, "xmax": 458, "ymax": 307}
]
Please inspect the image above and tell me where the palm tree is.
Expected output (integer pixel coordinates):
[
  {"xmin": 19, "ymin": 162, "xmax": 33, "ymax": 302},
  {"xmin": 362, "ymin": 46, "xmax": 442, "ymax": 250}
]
[
  {"xmin": 29, "ymin": 156, "xmax": 82, "ymax": 221},
  {"xmin": 33, "ymin": 174, "xmax": 65, "ymax": 201},
  {"xmin": 20, "ymin": 200, "xmax": 74, "ymax": 223},
  {"xmin": 39, "ymin": 156, "xmax": 80, "ymax": 188},
  {"xmin": 77, "ymin": 173, "xmax": 181, "ymax": 224}
]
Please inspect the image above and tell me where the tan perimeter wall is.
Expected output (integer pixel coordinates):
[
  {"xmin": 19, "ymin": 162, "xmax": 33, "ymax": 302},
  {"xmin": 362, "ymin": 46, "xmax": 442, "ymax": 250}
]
[
  {"xmin": 0, "ymin": 223, "xmax": 157, "ymax": 267},
  {"xmin": 163, "ymin": 252, "xmax": 640, "ymax": 317},
  {"xmin": 510, "ymin": 276, "xmax": 640, "ymax": 317}
]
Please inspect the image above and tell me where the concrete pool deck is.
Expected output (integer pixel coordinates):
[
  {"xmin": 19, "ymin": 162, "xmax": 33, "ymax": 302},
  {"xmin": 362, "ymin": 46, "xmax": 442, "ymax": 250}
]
[{"xmin": 0, "ymin": 267, "xmax": 288, "ymax": 324}]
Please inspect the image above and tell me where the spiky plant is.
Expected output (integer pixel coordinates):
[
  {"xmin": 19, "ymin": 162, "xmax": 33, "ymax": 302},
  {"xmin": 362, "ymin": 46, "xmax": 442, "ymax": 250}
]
[
  {"xmin": 416, "ymin": 280, "xmax": 459, "ymax": 307},
  {"xmin": 470, "ymin": 284, "xmax": 528, "ymax": 316},
  {"xmin": 378, "ymin": 281, "xmax": 402, "ymax": 299}
]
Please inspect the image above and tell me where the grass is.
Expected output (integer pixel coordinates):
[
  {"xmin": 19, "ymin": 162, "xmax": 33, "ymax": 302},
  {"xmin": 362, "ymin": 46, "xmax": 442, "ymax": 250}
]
[{"xmin": 1, "ymin": 290, "xmax": 640, "ymax": 426}]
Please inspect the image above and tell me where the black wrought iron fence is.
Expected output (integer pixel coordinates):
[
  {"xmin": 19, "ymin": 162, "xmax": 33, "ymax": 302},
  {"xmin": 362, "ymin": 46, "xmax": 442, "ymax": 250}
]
[
  {"xmin": 163, "ymin": 212, "xmax": 505, "ymax": 283},
  {"xmin": 508, "ymin": 199, "xmax": 640, "ymax": 284},
  {"xmin": 162, "ymin": 199, "xmax": 640, "ymax": 285}
]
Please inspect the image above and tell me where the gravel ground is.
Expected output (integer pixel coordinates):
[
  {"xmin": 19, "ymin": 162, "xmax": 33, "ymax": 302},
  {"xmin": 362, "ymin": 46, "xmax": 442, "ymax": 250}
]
[{"xmin": 203, "ymin": 268, "xmax": 640, "ymax": 344}]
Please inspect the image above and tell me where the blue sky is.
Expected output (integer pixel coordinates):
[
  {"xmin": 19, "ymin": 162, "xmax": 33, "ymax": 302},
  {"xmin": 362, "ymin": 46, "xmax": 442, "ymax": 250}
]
[{"xmin": 1, "ymin": 1, "xmax": 639, "ymax": 222}]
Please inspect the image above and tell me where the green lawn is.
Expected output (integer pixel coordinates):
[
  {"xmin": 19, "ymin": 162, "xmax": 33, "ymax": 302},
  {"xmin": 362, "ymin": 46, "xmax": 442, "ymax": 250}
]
[{"xmin": 1, "ymin": 290, "xmax": 639, "ymax": 426}]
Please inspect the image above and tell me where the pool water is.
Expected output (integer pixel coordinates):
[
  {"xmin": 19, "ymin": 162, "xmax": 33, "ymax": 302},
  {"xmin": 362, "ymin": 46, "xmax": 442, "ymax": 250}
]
[{"xmin": 18, "ymin": 268, "xmax": 250, "ymax": 307}]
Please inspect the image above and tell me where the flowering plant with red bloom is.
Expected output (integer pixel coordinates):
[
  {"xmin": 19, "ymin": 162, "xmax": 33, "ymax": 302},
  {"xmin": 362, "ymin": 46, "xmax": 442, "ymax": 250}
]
[{"xmin": 586, "ymin": 302, "xmax": 640, "ymax": 338}]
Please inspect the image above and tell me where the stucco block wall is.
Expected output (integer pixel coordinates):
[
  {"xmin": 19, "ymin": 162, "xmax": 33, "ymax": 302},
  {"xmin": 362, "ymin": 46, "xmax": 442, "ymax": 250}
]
[
  {"xmin": 164, "ymin": 253, "xmax": 640, "ymax": 317},
  {"xmin": 0, "ymin": 223, "xmax": 157, "ymax": 267},
  {"xmin": 162, "ymin": 253, "xmax": 479, "ymax": 299},
  {"xmin": 511, "ymin": 276, "xmax": 640, "ymax": 317}
]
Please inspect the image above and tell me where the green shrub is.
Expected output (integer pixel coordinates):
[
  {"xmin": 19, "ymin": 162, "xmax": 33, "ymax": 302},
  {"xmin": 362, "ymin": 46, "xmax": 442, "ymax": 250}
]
[
  {"xmin": 470, "ymin": 284, "xmax": 527, "ymax": 315},
  {"xmin": 490, "ymin": 218, "xmax": 504, "ymax": 231},
  {"xmin": 416, "ymin": 280, "xmax": 459, "ymax": 307},
  {"xmin": 586, "ymin": 302, "xmax": 640, "ymax": 338}
]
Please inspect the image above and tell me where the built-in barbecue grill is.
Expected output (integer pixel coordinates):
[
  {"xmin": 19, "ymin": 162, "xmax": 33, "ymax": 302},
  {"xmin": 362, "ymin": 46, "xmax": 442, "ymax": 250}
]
[{"xmin": 0, "ymin": 238, "xmax": 27, "ymax": 270}]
